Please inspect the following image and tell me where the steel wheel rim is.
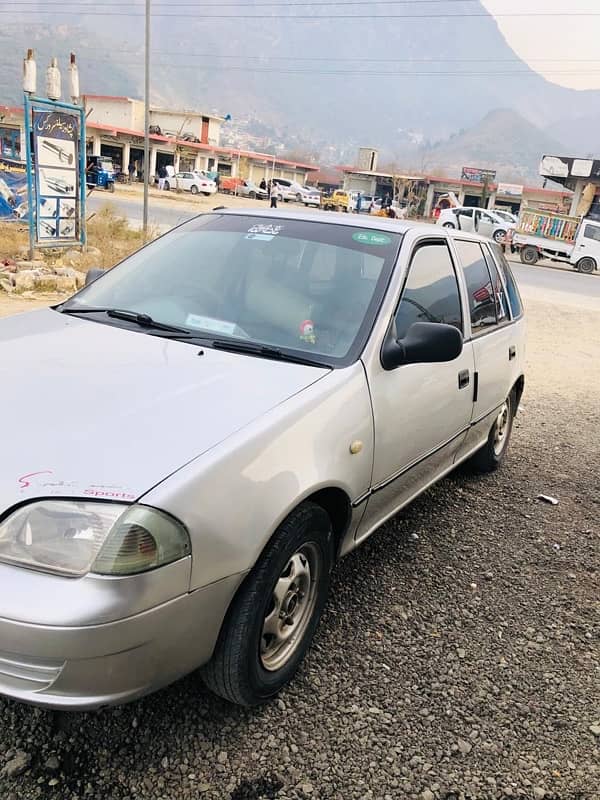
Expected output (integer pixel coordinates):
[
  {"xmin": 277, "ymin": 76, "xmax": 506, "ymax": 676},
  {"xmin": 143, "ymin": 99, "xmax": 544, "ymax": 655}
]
[
  {"xmin": 260, "ymin": 543, "xmax": 320, "ymax": 672},
  {"xmin": 494, "ymin": 230, "xmax": 506, "ymax": 243},
  {"xmin": 493, "ymin": 400, "xmax": 510, "ymax": 456}
]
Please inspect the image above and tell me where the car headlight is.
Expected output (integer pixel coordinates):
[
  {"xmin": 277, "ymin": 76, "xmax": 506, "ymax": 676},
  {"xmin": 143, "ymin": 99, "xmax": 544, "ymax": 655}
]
[{"xmin": 0, "ymin": 501, "xmax": 190, "ymax": 578}]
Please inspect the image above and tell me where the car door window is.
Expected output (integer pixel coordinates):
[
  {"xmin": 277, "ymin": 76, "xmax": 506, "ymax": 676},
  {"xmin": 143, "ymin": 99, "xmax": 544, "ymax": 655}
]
[
  {"xmin": 454, "ymin": 240, "xmax": 499, "ymax": 332},
  {"xmin": 583, "ymin": 224, "xmax": 600, "ymax": 241},
  {"xmin": 394, "ymin": 241, "xmax": 463, "ymax": 340}
]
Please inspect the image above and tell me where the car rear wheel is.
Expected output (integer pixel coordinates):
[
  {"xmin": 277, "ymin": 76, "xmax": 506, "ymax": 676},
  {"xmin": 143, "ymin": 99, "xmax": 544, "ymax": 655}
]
[
  {"xmin": 442, "ymin": 222, "xmax": 455, "ymax": 229},
  {"xmin": 493, "ymin": 229, "xmax": 507, "ymax": 244},
  {"xmin": 190, "ymin": 185, "xmax": 199, "ymax": 195},
  {"xmin": 576, "ymin": 256, "xmax": 596, "ymax": 274},
  {"xmin": 520, "ymin": 245, "xmax": 539, "ymax": 265},
  {"xmin": 468, "ymin": 393, "xmax": 514, "ymax": 473},
  {"xmin": 202, "ymin": 502, "xmax": 333, "ymax": 706}
]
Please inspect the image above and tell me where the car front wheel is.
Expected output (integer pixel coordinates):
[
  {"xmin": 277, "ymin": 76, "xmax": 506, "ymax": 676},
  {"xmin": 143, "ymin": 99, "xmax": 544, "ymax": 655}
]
[
  {"xmin": 469, "ymin": 394, "xmax": 514, "ymax": 473},
  {"xmin": 577, "ymin": 256, "xmax": 596, "ymax": 274},
  {"xmin": 202, "ymin": 502, "xmax": 333, "ymax": 706}
]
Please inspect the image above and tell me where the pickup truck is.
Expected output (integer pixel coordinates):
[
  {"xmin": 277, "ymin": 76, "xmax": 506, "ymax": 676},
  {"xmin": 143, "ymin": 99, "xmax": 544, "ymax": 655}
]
[{"xmin": 512, "ymin": 209, "xmax": 599, "ymax": 274}]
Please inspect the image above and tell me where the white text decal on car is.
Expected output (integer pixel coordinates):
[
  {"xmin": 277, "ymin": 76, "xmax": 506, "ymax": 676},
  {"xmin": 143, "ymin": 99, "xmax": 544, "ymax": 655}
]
[{"xmin": 247, "ymin": 224, "xmax": 283, "ymax": 236}]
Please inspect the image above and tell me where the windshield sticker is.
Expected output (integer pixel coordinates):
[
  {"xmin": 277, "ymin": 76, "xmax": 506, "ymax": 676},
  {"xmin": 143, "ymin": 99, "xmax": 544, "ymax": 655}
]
[
  {"xmin": 246, "ymin": 233, "xmax": 275, "ymax": 242},
  {"xmin": 247, "ymin": 223, "xmax": 283, "ymax": 236},
  {"xmin": 352, "ymin": 231, "xmax": 392, "ymax": 246},
  {"xmin": 186, "ymin": 314, "xmax": 237, "ymax": 335}
]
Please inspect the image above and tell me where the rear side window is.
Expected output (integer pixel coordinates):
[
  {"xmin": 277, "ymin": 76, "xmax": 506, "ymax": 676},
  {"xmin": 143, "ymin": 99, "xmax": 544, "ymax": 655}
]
[
  {"xmin": 482, "ymin": 245, "xmax": 510, "ymax": 323},
  {"xmin": 489, "ymin": 243, "xmax": 523, "ymax": 318},
  {"xmin": 394, "ymin": 240, "xmax": 463, "ymax": 339},
  {"xmin": 454, "ymin": 240, "xmax": 498, "ymax": 332}
]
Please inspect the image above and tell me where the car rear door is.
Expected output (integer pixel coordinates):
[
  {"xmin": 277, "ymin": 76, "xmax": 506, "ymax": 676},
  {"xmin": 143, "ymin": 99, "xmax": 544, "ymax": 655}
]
[
  {"xmin": 457, "ymin": 208, "xmax": 475, "ymax": 232},
  {"xmin": 359, "ymin": 236, "xmax": 475, "ymax": 532},
  {"xmin": 450, "ymin": 238, "xmax": 521, "ymax": 457}
]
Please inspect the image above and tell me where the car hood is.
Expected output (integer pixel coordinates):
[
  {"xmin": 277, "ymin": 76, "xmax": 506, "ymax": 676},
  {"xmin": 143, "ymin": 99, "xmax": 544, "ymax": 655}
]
[{"xmin": 0, "ymin": 309, "xmax": 329, "ymax": 510}]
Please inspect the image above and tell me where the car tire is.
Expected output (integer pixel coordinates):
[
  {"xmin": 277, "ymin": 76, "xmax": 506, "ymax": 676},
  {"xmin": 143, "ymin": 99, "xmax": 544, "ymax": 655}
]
[
  {"xmin": 493, "ymin": 229, "xmax": 506, "ymax": 244},
  {"xmin": 468, "ymin": 393, "xmax": 514, "ymax": 473},
  {"xmin": 190, "ymin": 185, "xmax": 199, "ymax": 195},
  {"xmin": 576, "ymin": 256, "xmax": 596, "ymax": 274},
  {"xmin": 201, "ymin": 502, "xmax": 334, "ymax": 706},
  {"xmin": 108, "ymin": 182, "xmax": 115, "ymax": 193},
  {"xmin": 296, "ymin": 193, "xmax": 303, "ymax": 202},
  {"xmin": 442, "ymin": 222, "xmax": 455, "ymax": 229},
  {"xmin": 249, "ymin": 191, "xmax": 256, "ymax": 199},
  {"xmin": 520, "ymin": 245, "xmax": 539, "ymax": 265}
]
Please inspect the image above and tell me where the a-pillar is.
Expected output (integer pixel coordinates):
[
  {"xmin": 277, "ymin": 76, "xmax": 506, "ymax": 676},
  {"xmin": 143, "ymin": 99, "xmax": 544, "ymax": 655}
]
[
  {"xmin": 92, "ymin": 135, "xmax": 101, "ymax": 156},
  {"xmin": 424, "ymin": 182, "xmax": 435, "ymax": 218},
  {"xmin": 122, "ymin": 142, "xmax": 131, "ymax": 171},
  {"xmin": 149, "ymin": 146, "xmax": 158, "ymax": 181}
]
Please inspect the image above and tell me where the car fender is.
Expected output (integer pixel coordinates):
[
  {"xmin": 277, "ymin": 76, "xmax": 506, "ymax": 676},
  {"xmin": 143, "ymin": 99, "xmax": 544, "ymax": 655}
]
[{"xmin": 142, "ymin": 362, "xmax": 374, "ymax": 590}]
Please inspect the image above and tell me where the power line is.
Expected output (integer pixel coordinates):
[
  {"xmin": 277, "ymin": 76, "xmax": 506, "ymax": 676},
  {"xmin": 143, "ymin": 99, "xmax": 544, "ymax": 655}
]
[
  {"xmin": 78, "ymin": 47, "xmax": 600, "ymax": 63},
  {"xmin": 79, "ymin": 57, "xmax": 600, "ymax": 75},
  {"xmin": 3, "ymin": 8, "xmax": 600, "ymax": 16}
]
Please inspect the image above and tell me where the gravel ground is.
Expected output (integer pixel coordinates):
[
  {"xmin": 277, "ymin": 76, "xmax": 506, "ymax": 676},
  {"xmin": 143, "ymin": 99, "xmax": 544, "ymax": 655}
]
[{"xmin": 0, "ymin": 290, "xmax": 599, "ymax": 800}]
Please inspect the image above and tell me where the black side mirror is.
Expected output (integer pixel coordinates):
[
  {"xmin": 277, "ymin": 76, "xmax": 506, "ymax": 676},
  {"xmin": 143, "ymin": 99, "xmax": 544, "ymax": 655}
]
[
  {"xmin": 84, "ymin": 267, "xmax": 106, "ymax": 286},
  {"xmin": 382, "ymin": 322, "xmax": 463, "ymax": 370}
]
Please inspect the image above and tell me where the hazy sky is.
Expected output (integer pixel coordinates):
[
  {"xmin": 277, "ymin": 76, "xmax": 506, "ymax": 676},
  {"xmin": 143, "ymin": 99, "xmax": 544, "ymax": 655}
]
[{"xmin": 481, "ymin": 0, "xmax": 600, "ymax": 90}]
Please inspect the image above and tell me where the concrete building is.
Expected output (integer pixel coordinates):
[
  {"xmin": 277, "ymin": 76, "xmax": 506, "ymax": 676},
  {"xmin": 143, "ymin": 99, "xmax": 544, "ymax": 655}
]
[
  {"xmin": 0, "ymin": 101, "xmax": 317, "ymax": 185},
  {"xmin": 342, "ymin": 167, "xmax": 572, "ymax": 217}
]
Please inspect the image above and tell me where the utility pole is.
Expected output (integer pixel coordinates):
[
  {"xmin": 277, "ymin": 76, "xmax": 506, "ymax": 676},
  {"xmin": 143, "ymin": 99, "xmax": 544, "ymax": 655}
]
[{"xmin": 143, "ymin": 0, "xmax": 150, "ymax": 235}]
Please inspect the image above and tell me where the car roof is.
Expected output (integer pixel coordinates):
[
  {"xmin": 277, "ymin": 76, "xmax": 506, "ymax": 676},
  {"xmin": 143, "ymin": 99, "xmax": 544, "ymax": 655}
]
[{"xmin": 199, "ymin": 208, "xmax": 496, "ymax": 245}]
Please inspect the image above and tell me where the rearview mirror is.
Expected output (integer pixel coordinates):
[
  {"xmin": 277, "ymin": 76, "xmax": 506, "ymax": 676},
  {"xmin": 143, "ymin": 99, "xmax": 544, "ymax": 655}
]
[
  {"xmin": 84, "ymin": 268, "xmax": 106, "ymax": 286},
  {"xmin": 382, "ymin": 322, "xmax": 463, "ymax": 370}
]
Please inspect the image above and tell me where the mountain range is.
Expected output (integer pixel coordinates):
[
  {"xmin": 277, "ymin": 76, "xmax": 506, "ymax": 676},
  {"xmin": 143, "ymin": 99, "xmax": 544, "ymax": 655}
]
[{"xmin": 2, "ymin": 1, "xmax": 599, "ymax": 181}]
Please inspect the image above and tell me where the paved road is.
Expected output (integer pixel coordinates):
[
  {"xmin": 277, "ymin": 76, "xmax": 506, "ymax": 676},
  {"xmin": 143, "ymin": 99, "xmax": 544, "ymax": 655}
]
[
  {"xmin": 509, "ymin": 258, "xmax": 600, "ymax": 309},
  {"xmin": 87, "ymin": 190, "xmax": 197, "ymax": 231},
  {"xmin": 87, "ymin": 190, "xmax": 600, "ymax": 307}
]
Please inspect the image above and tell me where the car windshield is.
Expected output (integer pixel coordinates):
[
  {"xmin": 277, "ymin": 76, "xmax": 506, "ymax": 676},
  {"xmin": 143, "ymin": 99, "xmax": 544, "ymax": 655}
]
[{"xmin": 62, "ymin": 214, "xmax": 402, "ymax": 366}]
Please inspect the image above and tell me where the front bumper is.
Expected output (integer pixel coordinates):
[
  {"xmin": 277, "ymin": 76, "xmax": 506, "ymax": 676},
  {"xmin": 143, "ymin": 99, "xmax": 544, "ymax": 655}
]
[{"xmin": 0, "ymin": 572, "xmax": 244, "ymax": 710}]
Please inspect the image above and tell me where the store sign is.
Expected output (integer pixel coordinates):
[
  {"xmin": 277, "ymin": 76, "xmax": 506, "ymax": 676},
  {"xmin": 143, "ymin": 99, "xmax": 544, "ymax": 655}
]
[
  {"xmin": 461, "ymin": 166, "xmax": 497, "ymax": 184},
  {"xmin": 540, "ymin": 154, "xmax": 600, "ymax": 180},
  {"xmin": 32, "ymin": 108, "xmax": 81, "ymax": 242},
  {"xmin": 497, "ymin": 182, "xmax": 523, "ymax": 197}
]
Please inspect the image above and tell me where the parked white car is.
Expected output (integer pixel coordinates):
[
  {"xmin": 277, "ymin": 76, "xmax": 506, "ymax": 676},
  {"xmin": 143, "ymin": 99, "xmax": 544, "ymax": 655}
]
[
  {"xmin": 271, "ymin": 179, "xmax": 297, "ymax": 203},
  {"xmin": 166, "ymin": 171, "xmax": 217, "ymax": 196},
  {"xmin": 0, "ymin": 211, "xmax": 525, "ymax": 709},
  {"xmin": 438, "ymin": 207, "xmax": 515, "ymax": 244},
  {"xmin": 295, "ymin": 185, "xmax": 321, "ymax": 207}
]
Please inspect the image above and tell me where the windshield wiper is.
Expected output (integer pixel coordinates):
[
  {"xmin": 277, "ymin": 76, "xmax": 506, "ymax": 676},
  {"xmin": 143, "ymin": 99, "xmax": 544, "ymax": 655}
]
[
  {"xmin": 210, "ymin": 338, "xmax": 330, "ymax": 368},
  {"xmin": 58, "ymin": 306, "xmax": 193, "ymax": 334}
]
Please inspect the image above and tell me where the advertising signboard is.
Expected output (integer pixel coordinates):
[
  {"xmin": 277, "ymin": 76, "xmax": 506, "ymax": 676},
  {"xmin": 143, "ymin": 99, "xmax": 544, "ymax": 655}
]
[
  {"xmin": 540, "ymin": 154, "xmax": 600, "ymax": 181},
  {"xmin": 23, "ymin": 96, "xmax": 86, "ymax": 249},
  {"xmin": 461, "ymin": 166, "xmax": 497, "ymax": 184}
]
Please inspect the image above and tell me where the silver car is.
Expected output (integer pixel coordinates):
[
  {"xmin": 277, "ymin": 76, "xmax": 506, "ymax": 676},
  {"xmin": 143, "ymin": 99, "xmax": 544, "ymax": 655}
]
[
  {"xmin": 0, "ymin": 211, "xmax": 525, "ymax": 709},
  {"xmin": 438, "ymin": 206, "xmax": 515, "ymax": 244}
]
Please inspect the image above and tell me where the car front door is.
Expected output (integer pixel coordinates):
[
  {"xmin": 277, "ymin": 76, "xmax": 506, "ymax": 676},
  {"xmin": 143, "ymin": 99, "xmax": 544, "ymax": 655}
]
[
  {"xmin": 358, "ymin": 237, "xmax": 475, "ymax": 538},
  {"xmin": 572, "ymin": 221, "xmax": 600, "ymax": 266}
]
